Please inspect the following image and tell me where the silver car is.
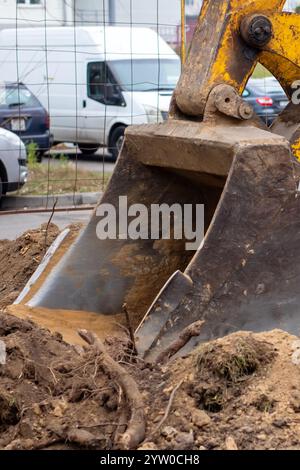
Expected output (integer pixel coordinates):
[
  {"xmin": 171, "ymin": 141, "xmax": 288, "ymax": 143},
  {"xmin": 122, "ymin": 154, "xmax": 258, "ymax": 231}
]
[{"xmin": 0, "ymin": 128, "xmax": 27, "ymax": 202}]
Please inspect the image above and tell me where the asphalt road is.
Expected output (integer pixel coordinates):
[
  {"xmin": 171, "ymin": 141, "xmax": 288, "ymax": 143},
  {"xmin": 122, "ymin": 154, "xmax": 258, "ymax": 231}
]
[
  {"xmin": 0, "ymin": 210, "xmax": 92, "ymax": 240},
  {"xmin": 0, "ymin": 149, "xmax": 114, "ymax": 240}
]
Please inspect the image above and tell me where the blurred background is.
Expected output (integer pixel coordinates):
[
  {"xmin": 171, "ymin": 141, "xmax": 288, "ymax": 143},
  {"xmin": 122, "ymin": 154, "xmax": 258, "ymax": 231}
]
[{"xmin": 0, "ymin": 0, "xmax": 297, "ymax": 216}]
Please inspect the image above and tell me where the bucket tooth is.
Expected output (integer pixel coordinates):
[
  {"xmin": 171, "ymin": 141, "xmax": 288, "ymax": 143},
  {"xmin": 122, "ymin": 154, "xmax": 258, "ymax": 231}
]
[{"xmin": 136, "ymin": 270, "xmax": 193, "ymax": 357}]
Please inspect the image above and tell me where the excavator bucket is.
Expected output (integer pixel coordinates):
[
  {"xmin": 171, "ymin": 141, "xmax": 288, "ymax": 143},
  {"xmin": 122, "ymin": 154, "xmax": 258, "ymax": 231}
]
[
  {"xmin": 11, "ymin": 0, "xmax": 300, "ymax": 360},
  {"xmin": 135, "ymin": 124, "xmax": 299, "ymax": 361}
]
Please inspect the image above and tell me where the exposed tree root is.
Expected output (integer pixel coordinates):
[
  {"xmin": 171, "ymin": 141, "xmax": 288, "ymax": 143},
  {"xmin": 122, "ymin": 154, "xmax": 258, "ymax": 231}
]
[
  {"xmin": 155, "ymin": 320, "xmax": 205, "ymax": 365},
  {"xmin": 151, "ymin": 380, "xmax": 184, "ymax": 436},
  {"xmin": 4, "ymin": 437, "xmax": 63, "ymax": 450},
  {"xmin": 78, "ymin": 329, "xmax": 146, "ymax": 450},
  {"xmin": 66, "ymin": 428, "xmax": 105, "ymax": 448},
  {"xmin": 122, "ymin": 303, "xmax": 138, "ymax": 356}
]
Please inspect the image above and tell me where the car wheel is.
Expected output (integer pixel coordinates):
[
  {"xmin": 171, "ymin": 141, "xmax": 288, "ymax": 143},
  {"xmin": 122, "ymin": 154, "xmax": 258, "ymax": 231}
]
[
  {"xmin": 110, "ymin": 126, "xmax": 126, "ymax": 161},
  {"xmin": 36, "ymin": 151, "xmax": 44, "ymax": 163},
  {"xmin": 78, "ymin": 144, "xmax": 99, "ymax": 155}
]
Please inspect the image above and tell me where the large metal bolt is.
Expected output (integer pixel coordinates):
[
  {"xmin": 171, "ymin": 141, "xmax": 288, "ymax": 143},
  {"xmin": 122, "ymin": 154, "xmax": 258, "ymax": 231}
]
[
  {"xmin": 239, "ymin": 102, "xmax": 253, "ymax": 120},
  {"xmin": 240, "ymin": 14, "xmax": 273, "ymax": 48}
]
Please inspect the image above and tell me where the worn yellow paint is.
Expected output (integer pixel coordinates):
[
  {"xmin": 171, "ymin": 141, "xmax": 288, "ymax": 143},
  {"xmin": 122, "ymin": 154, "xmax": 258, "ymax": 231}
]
[
  {"xmin": 292, "ymin": 141, "xmax": 300, "ymax": 163},
  {"xmin": 200, "ymin": 0, "xmax": 210, "ymax": 17},
  {"xmin": 208, "ymin": 0, "xmax": 286, "ymax": 94},
  {"xmin": 265, "ymin": 13, "xmax": 300, "ymax": 66},
  {"xmin": 232, "ymin": 0, "xmax": 285, "ymax": 10},
  {"xmin": 175, "ymin": 0, "xmax": 286, "ymax": 116},
  {"xmin": 181, "ymin": 0, "xmax": 186, "ymax": 66},
  {"xmin": 258, "ymin": 13, "xmax": 300, "ymax": 94}
]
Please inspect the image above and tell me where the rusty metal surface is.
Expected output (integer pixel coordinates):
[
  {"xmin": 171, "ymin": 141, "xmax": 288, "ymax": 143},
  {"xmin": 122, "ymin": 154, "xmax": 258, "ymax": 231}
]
[
  {"xmin": 137, "ymin": 132, "xmax": 300, "ymax": 361},
  {"xmin": 22, "ymin": 117, "xmax": 291, "ymax": 348},
  {"xmin": 257, "ymin": 12, "xmax": 300, "ymax": 97},
  {"xmin": 173, "ymin": 0, "xmax": 285, "ymax": 117},
  {"xmin": 25, "ymin": 146, "xmax": 201, "ymax": 325},
  {"xmin": 137, "ymin": 270, "xmax": 194, "ymax": 355},
  {"xmin": 174, "ymin": 1, "xmax": 300, "ymax": 117},
  {"xmin": 271, "ymin": 102, "xmax": 300, "ymax": 171}
]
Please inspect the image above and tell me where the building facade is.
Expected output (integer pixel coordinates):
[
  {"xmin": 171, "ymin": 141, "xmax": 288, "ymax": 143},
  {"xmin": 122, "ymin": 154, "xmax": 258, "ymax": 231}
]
[
  {"xmin": 0, "ymin": 1, "xmax": 298, "ymax": 40},
  {"xmin": 0, "ymin": 0, "xmax": 182, "ymax": 44},
  {"xmin": 74, "ymin": 0, "xmax": 110, "ymax": 25},
  {"xmin": 0, "ymin": 0, "xmax": 74, "ymax": 29}
]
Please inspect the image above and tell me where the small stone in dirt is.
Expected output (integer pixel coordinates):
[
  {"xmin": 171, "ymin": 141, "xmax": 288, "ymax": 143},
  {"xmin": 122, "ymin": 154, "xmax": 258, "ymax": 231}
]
[
  {"xmin": 240, "ymin": 426, "xmax": 254, "ymax": 434},
  {"xmin": 290, "ymin": 392, "xmax": 300, "ymax": 413},
  {"xmin": 204, "ymin": 439, "xmax": 219, "ymax": 450},
  {"xmin": 0, "ymin": 340, "xmax": 6, "ymax": 365},
  {"xmin": 257, "ymin": 433, "xmax": 267, "ymax": 441},
  {"xmin": 52, "ymin": 399, "xmax": 68, "ymax": 417},
  {"xmin": 138, "ymin": 442, "xmax": 158, "ymax": 450},
  {"xmin": 173, "ymin": 431, "xmax": 194, "ymax": 450},
  {"xmin": 19, "ymin": 420, "xmax": 34, "ymax": 439},
  {"xmin": 199, "ymin": 446, "xmax": 207, "ymax": 451},
  {"xmin": 192, "ymin": 409, "xmax": 211, "ymax": 429},
  {"xmin": 32, "ymin": 403, "xmax": 42, "ymax": 416},
  {"xmin": 272, "ymin": 418, "xmax": 288, "ymax": 428},
  {"xmin": 0, "ymin": 389, "xmax": 20, "ymax": 425},
  {"xmin": 225, "ymin": 436, "xmax": 238, "ymax": 450},
  {"xmin": 161, "ymin": 426, "xmax": 177, "ymax": 441},
  {"xmin": 255, "ymin": 283, "xmax": 266, "ymax": 295}
]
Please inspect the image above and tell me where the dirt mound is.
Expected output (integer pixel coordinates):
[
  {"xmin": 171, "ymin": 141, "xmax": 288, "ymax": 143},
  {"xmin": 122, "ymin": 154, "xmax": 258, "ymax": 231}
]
[
  {"xmin": 0, "ymin": 314, "xmax": 130, "ymax": 450},
  {"xmin": 1, "ymin": 227, "xmax": 300, "ymax": 450},
  {"xmin": 0, "ymin": 224, "xmax": 80, "ymax": 309},
  {"xmin": 145, "ymin": 330, "xmax": 300, "ymax": 450},
  {"xmin": 1, "ymin": 310, "xmax": 300, "ymax": 450}
]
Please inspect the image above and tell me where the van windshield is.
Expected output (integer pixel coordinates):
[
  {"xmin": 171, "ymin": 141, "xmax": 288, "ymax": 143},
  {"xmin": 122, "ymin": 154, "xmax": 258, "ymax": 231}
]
[{"xmin": 109, "ymin": 59, "xmax": 181, "ymax": 92}]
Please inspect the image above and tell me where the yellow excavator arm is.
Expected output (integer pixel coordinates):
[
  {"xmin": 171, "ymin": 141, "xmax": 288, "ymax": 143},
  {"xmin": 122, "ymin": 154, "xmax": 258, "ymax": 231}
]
[{"xmin": 174, "ymin": 0, "xmax": 286, "ymax": 117}]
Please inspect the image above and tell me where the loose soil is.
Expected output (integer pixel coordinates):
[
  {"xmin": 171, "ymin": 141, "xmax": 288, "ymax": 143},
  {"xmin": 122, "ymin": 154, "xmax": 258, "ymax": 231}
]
[
  {"xmin": 0, "ymin": 224, "xmax": 61, "ymax": 309},
  {"xmin": 1, "ymin": 226, "xmax": 300, "ymax": 450}
]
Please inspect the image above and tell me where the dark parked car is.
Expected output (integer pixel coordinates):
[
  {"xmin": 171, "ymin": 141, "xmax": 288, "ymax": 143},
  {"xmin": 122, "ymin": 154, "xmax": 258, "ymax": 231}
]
[
  {"xmin": 243, "ymin": 78, "xmax": 289, "ymax": 126},
  {"xmin": 0, "ymin": 82, "xmax": 51, "ymax": 160}
]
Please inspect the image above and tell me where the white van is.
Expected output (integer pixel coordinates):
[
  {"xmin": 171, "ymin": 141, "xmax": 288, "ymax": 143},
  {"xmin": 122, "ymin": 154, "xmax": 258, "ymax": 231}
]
[{"xmin": 0, "ymin": 27, "xmax": 180, "ymax": 159}]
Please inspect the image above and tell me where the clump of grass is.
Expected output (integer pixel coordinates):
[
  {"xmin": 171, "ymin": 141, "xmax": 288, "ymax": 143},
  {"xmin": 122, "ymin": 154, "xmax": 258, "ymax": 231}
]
[
  {"xmin": 18, "ymin": 157, "xmax": 111, "ymax": 196},
  {"xmin": 59, "ymin": 153, "xmax": 69, "ymax": 164},
  {"xmin": 189, "ymin": 335, "xmax": 276, "ymax": 414},
  {"xmin": 192, "ymin": 384, "xmax": 225, "ymax": 413},
  {"xmin": 195, "ymin": 336, "xmax": 275, "ymax": 384},
  {"xmin": 27, "ymin": 142, "xmax": 39, "ymax": 168},
  {"xmin": 253, "ymin": 394, "xmax": 276, "ymax": 413}
]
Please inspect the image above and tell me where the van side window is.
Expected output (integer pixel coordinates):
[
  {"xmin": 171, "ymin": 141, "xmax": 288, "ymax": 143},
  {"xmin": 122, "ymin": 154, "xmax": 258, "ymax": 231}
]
[{"xmin": 87, "ymin": 62, "xmax": 124, "ymax": 106}]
